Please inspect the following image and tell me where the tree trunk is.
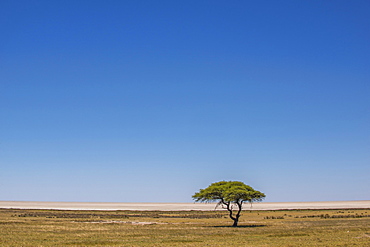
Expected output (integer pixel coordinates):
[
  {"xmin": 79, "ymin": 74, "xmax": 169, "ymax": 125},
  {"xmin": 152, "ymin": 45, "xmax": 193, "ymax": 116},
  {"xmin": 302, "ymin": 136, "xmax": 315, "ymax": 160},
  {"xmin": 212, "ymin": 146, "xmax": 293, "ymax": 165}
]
[
  {"xmin": 232, "ymin": 217, "xmax": 239, "ymax": 227},
  {"xmin": 232, "ymin": 202, "xmax": 243, "ymax": 227},
  {"xmin": 223, "ymin": 201, "xmax": 243, "ymax": 227}
]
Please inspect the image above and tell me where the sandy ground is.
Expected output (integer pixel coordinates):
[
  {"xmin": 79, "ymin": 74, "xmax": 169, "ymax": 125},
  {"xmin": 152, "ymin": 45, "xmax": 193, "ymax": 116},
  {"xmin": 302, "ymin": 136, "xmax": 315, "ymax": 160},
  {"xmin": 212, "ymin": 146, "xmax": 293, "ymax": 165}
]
[{"xmin": 0, "ymin": 200, "xmax": 369, "ymax": 211}]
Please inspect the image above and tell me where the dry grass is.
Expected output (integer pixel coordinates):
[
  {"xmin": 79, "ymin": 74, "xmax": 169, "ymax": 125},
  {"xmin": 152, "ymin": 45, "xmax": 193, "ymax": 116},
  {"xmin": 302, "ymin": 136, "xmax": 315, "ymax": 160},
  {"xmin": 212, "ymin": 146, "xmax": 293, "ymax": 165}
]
[{"xmin": 1, "ymin": 208, "xmax": 369, "ymax": 246}]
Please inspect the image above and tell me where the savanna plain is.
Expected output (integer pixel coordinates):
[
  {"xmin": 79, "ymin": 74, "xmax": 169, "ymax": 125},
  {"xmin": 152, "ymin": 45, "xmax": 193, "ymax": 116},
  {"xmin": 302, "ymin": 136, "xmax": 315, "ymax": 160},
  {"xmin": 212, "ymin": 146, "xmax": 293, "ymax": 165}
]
[{"xmin": 1, "ymin": 208, "xmax": 369, "ymax": 246}]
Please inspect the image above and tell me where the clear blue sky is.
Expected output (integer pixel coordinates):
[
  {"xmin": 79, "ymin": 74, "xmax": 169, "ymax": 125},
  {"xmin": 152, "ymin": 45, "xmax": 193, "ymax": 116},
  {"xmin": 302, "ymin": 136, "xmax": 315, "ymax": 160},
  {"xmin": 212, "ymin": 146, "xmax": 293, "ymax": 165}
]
[{"xmin": 1, "ymin": 0, "xmax": 369, "ymax": 203}]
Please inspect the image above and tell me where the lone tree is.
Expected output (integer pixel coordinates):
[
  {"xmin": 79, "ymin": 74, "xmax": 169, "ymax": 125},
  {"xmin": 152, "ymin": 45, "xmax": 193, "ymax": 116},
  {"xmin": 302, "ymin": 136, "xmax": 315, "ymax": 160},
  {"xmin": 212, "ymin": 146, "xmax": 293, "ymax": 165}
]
[{"xmin": 192, "ymin": 181, "xmax": 265, "ymax": 227}]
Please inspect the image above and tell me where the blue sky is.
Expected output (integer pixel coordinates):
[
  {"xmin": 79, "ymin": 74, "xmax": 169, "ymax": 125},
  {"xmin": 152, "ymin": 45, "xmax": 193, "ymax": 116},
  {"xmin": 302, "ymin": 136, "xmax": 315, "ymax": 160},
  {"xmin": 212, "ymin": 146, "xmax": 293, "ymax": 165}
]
[{"xmin": 1, "ymin": 0, "xmax": 369, "ymax": 203}]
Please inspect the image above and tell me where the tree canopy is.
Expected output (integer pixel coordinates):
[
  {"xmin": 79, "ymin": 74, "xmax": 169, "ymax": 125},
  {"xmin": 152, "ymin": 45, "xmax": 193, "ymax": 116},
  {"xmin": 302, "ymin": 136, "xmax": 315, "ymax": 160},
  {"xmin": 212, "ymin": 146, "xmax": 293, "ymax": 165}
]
[{"xmin": 192, "ymin": 181, "xmax": 265, "ymax": 227}]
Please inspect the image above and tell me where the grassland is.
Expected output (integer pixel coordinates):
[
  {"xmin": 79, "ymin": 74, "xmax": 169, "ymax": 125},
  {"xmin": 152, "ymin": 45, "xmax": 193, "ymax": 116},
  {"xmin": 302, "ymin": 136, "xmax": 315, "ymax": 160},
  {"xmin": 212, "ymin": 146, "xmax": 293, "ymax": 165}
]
[{"xmin": 0, "ymin": 208, "xmax": 369, "ymax": 246}]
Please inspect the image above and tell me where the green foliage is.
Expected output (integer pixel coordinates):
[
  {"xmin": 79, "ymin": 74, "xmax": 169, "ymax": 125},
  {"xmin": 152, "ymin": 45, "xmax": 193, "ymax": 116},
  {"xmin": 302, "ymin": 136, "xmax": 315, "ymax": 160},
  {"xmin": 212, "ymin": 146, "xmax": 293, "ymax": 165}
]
[
  {"xmin": 192, "ymin": 181, "xmax": 265, "ymax": 205},
  {"xmin": 192, "ymin": 181, "xmax": 266, "ymax": 226}
]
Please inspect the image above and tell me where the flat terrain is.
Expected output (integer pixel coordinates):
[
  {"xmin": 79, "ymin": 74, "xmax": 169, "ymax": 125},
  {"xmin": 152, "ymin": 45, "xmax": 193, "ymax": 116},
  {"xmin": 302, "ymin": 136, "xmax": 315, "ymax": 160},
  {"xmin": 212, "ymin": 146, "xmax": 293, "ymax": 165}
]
[
  {"xmin": 0, "ymin": 208, "xmax": 369, "ymax": 246},
  {"xmin": 1, "ymin": 200, "xmax": 369, "ymax": 211}
]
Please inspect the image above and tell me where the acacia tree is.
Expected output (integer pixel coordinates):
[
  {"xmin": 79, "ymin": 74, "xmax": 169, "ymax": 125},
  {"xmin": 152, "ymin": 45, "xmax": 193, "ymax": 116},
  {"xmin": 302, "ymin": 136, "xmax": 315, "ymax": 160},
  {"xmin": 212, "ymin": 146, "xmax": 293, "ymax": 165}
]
[{"xmin": 192, "ymin": 181, "xmax": 265, "ymax": 227}]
